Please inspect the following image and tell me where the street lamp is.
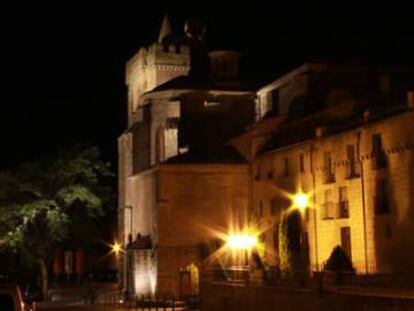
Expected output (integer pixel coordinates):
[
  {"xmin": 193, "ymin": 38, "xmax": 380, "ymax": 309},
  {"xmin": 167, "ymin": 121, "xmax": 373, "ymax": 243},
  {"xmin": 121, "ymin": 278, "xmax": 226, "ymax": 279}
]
[
  {"xmin": 112, "ymin": 241, "xmax": 122, "ymax": 255},
  {"xmin": 226, "ymin": 233, "xmax": 258, "ymax": 280},
  {"xmin": 227, "ymin": 234, "xmax": 258, "ymax": 250},
  {"xmin": 293, "ymin": 192, "xmax": 308, "ymax": 211}
]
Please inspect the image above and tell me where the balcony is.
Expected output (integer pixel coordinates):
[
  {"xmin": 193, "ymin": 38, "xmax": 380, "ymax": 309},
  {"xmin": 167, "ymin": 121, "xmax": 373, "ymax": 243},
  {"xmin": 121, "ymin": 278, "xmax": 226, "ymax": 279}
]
[
  {"xmin": 323, "ymin": 172, "xmax": 336, "ymax": 184},
  {"xmin": 321, "ymin": 202, "xmax": 335, "ymax": 220}
]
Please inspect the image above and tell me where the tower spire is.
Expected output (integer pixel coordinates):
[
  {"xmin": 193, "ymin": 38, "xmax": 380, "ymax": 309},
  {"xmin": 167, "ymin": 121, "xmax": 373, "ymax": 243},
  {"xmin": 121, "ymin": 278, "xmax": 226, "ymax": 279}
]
[{"xmin": 158, "ymin": 14, "xmax": 172, "ymax": 43}]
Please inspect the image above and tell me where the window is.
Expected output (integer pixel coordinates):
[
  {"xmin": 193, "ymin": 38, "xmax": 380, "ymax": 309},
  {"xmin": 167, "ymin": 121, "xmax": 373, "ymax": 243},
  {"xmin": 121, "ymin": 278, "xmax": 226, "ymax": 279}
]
[
  {"xmin": 299, "ymin": 153, "xmax": 305, "ymax": 172},
  {"xmin": 375, "ymin": 179, "xmax": 390, "ymax": 214},
  {"xmin": 284, "ymin": 157, "xmax": 289, "ymax": 177},
  {"xmin": 338, "ymin": 187, "xmax": 349, "ymax": 218},
  {"xmin": 372, "ymin": 134, "xmax": 387, "ymax": 169},
  {"xmin": 346, "ymin": 145, "xmax": 359, "ymax": 178},
  {"xmin": 323, "ymin": 153, "xmax": 335, "ymax": 183},
  {"xmin": 322, "ymin": 189, "xmax": 334, "ymax": 219}
]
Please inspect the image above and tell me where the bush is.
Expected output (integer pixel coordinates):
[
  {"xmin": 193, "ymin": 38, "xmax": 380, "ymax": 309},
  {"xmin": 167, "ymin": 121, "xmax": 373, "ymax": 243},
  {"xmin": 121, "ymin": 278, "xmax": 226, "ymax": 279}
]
[
  {"xmin": 322, "ymin": 246, "xmax": 355, "ymax": 285},
  {"xmin": 323, "ymin": 246, "xmax": 355, "ymax": 273}
]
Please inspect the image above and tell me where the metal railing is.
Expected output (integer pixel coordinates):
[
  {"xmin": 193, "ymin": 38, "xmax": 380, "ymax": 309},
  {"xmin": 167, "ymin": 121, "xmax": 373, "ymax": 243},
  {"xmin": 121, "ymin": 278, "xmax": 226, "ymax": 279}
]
[{"xmin": 92, "ymin": 290, "xmax": 192, "ymax": 310}]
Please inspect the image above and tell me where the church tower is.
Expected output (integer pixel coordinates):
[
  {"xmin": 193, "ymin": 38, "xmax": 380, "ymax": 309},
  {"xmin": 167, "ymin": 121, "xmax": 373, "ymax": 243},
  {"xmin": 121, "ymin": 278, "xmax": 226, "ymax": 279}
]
[{"xmin": 125, "ymin": 15, "xmax": 190, "ymax": 126}]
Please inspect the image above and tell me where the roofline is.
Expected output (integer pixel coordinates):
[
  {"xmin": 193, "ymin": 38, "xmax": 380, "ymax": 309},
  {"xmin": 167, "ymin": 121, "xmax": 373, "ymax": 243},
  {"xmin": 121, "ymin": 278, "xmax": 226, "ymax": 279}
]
[
  {"xmin": 258, "ymin": 108, "xmax": 411, "ymax": 157},
  {"xmin": 257, "ymin": 140, "xmax": 313, "ymax": 158},
  {"xmin": 159, "ymin": 163, "xmax": 249, "ymax": 173},
  {"xmin": 257, "ymin": 64, "xmax": 309, "ymax": 95},
  {"xmin": 257, "ymin": 62, "xmax": 377, "ymax": 95},
  {"xmin": 141, "ymin": 88, "xmax": 255, "ymax": 101}
]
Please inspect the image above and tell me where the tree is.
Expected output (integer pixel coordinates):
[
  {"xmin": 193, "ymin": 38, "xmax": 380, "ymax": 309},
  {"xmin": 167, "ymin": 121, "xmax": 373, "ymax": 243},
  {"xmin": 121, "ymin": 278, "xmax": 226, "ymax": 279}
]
[
  {"xmin": 0, "ymin": 145, "xmax": 114, "ymax": 298},
  {"xmin": 278, "ymin": 210, "xmax": 301, "ymax": 277}
]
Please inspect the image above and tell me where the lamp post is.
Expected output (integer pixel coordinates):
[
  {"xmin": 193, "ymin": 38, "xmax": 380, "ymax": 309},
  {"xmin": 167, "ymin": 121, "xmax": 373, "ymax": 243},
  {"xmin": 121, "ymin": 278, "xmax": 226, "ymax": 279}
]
[{"xmin": 123, "ymin": 205, "xmax": 133, "ymax": 295}]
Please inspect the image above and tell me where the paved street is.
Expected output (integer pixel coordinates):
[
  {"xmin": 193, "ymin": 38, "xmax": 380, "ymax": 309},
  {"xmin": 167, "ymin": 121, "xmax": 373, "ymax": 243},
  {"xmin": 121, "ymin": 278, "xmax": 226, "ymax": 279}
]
[
  {"xmin": 36, "ymin": 301, "xmax": 188, "ymax": 311},
  {"xmin": 36, "ymin": 305, "xmax": 187, "ymax": 311},
  {"xmin": 37, "ymin": 307, "xmax": 118, "ymax": 311}
]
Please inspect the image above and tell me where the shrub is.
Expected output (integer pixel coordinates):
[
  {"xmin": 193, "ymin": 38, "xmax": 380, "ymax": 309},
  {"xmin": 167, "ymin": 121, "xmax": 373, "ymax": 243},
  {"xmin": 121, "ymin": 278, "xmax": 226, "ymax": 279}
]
[{"xmin": 323, "ymin": 246, "xmax": 355, "ymax": 273}]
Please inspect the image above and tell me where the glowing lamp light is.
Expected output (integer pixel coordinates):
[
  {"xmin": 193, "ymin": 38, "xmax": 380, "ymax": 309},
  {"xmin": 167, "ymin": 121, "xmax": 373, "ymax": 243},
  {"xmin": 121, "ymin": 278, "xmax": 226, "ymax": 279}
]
[
  {"xmin": 112, "ymin": 241, "xmax": 122, "ymax": 255},
  {"xmin": 227, "ymin": 234, "xmax": 258, "ymax": 250},
  {"xmin": 294, "ymin": 193, "xmax": 308, "ymax": 210}
]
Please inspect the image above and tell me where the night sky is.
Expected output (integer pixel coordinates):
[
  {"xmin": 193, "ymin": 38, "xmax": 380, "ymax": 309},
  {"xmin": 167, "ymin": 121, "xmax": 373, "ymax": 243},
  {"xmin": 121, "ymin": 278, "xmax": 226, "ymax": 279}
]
[{"xmin": 2, "ymin": 1, "xmax": 414, "ymax": 169}]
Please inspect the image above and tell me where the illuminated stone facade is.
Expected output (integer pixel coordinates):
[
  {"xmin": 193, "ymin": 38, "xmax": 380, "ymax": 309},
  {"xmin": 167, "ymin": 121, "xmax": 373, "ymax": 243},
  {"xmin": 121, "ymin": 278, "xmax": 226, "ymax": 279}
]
[
  {"xmin": 250, "ymin": 65, "xmax": 414, "ymax": 275},
  {"xmin": 157, "ymin": 163, "xmax": 250, "ymax": 295},
  {"xmin": 118, "ymin": 16, "xmax": 257, "ymax": 296}
]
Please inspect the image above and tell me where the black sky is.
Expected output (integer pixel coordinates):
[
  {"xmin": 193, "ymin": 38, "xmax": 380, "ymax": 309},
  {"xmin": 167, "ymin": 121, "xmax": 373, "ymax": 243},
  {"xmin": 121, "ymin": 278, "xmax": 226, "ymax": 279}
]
[{"xmin": 2, "ymin": 1, "xmax": 414, "ymax": 168}]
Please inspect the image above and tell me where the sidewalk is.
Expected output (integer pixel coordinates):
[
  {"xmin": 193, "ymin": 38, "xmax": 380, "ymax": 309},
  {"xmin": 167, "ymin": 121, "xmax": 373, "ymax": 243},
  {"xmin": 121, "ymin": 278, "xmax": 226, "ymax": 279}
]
[
  {"xmin": 333, "ymin": 285, "xmax": 414, "ymax": 300},
  {"xmin": 36, "ymin": 303, "xmax": 187, "ymax": 311}
]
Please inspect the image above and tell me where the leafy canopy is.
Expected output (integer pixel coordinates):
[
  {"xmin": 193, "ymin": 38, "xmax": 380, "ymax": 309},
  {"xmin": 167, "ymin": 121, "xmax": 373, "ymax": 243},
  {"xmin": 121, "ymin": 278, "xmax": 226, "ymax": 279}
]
[{"xmin": 0, "ymin": 145, "xmax": 114, "ymax": 262}]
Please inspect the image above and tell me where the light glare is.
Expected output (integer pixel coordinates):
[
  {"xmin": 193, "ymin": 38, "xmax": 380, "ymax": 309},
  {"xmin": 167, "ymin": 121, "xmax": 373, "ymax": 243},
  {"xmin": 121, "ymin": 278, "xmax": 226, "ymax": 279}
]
[
  {"xmin": 112, "ymin": 241, "xmax": 122, "ymax": 254},
  {"xmin": 294, "ymin": 193, "xmax": 308, "ymax": 210},
  {"xmin": 227, "ymin": 234, "xmax": 257, "ymax": 250}
]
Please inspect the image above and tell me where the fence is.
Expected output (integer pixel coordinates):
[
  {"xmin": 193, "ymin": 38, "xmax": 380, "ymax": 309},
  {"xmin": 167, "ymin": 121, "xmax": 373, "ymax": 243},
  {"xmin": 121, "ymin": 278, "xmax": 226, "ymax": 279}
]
[{"xmin": 92, "ymin": 291, "xmax": 195, "ymax": 310}]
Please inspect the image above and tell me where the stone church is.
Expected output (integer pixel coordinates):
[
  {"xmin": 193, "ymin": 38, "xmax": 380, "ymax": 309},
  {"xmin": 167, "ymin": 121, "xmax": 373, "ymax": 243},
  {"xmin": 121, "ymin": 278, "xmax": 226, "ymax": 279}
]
[{"xmin": 118, "ymin": 15, "xmax": 259, "ymax": 296}]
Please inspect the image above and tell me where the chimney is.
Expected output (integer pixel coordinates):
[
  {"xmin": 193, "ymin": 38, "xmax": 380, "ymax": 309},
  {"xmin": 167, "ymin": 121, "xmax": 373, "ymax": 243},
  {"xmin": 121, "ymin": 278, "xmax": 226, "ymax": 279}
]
[
  {"xmin": 407, "ymin": 91, "xmax": 414, "ymax": 110},
  {"xmin": 315, "ymin": 127, "xmax": 325, "ymax": 138},
  {"xmin": 363, "ymin": 110, "xmax": 370, "ymax": 123}
]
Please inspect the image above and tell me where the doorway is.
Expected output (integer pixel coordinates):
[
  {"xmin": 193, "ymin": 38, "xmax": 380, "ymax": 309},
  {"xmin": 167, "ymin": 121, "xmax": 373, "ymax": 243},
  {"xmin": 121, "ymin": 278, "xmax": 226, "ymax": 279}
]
[
  {"xmin": 340, "ymin": 227, "xmax": 352, "ymax": 262},
  {"xmin": 179, "ymin": 263, "xmax": 199, "ymax": 298}
]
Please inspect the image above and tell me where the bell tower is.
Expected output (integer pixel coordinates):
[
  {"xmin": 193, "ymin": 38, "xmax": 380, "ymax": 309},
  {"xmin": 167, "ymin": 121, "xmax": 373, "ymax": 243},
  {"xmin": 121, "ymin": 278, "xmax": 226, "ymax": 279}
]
[{"xmin": 125, "ymin": 15, "xmax": 191, "ymax": 126}]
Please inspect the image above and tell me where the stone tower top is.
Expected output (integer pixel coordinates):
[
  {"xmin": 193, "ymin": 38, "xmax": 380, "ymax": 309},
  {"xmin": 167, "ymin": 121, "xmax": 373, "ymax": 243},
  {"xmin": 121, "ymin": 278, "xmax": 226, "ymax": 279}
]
[
  {"xmin": 158, "ymin": 14, "xmax": 172, "ymax": 43},
  {"xmin": 125, "ymin": 15, "xmax": 191, "ymax": 126}
]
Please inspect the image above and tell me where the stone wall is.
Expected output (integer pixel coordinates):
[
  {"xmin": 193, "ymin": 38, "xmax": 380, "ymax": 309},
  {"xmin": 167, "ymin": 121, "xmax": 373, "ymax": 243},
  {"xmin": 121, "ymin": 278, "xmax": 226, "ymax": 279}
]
[
  {"xmin": 252, "ymin": 109, "xmax": 414, "ymax": 274},
  {"xmin": 125, "ymin": 169, "xmax": 158, "ymax": 240},
  {"xmin": 156, "ymin": 163, "xmax": 251, "ymax": 295},
  {"xmin": 200, "ymin": 281, "xmax": 414, "ymax": 311}
]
